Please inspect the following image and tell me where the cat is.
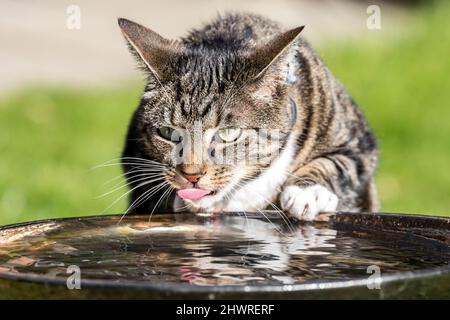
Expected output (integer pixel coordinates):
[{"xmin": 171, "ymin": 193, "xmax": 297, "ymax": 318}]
[{"xmin": 118, "ymin": 13, "xmax": 379, "ymax": 221}]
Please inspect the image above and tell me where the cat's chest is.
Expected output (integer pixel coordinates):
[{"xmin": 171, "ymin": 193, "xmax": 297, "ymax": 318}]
[{"xmin": 222, "ymin": 135, "xmax": 297, "ymax": 212}]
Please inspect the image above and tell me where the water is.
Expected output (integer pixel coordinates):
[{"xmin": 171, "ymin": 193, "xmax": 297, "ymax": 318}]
[{"xmin": 0, "ymin": 213, "xmax": 449, "ymax": 286}]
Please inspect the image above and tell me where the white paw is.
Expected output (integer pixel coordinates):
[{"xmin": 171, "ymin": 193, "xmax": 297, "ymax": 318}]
[{"xmin": 280, "ymin": 185, "xmax": 338, "ymax": 221}]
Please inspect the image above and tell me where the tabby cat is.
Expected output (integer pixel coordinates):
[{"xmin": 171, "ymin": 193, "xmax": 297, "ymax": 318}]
[{"xmin": 118, "ymin": 13, "xmax": 378, "ymax": 220}]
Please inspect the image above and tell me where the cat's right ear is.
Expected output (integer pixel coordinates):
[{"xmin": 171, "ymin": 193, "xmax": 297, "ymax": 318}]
[
  {"xmin": 249, "ymin": 26, "xmax": 304, "ymax": 80},
  {"xmin": 118, "ymin": 18, "xmax": 182, "ymax": 82}
]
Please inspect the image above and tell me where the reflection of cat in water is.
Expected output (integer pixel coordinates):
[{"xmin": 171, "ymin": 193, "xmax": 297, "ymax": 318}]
[{"xmin": 169, "ymin": 215, "xmax": 337, "ymax": 285}]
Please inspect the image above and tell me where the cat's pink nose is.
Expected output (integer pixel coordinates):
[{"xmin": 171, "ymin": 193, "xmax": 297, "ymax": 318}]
[
  {"xmin": 183, "ymin": 174, "xmax": 203, "ymax": 183},
  {"xmin": 179, "ymin": 165, "xmax": 206, "ymax": 183}
]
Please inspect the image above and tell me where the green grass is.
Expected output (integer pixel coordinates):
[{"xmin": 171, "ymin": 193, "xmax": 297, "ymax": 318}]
[
  {"xmin": 0, "ymin": 86, "xmax": 142, "ymax": 224},
  {"xmin": 1, "ymin": 2, "xmax": 449, "ymax": 225}
]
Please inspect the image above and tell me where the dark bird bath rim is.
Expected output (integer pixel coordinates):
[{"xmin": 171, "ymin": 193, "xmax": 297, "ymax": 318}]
[{"xmin": 0, "ymin": 211, "xmax": 449, "ymax": 299}]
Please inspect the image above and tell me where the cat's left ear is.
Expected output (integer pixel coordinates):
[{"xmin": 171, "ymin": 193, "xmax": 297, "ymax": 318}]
[
  {"xmin": 249, "ymin": 26, "xmax": 305, "ymax": 80},
  {"xmin": 118, "ymin": 18, "xmax": 183, "ymax": 82}
]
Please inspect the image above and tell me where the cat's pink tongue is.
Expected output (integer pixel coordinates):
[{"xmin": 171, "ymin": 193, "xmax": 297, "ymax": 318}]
[{"xmin": 177, "ymin": 188, "xmax": 211, "ymax": 200}]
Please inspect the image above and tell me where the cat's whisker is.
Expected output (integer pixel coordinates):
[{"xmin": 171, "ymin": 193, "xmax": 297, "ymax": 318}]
[
  {"xmin": 91, "ymin": 156, "xmax": 166, "ymax": 170},
  {"xmin": 119, "ymin": 156, "xmax": 166, "ymax": 164},
  {"xmin": 125, "ymin": 182, "xmax": 167, "ymax": 214},
  {"xmin": 102, "ymin": 168, "xmax": 165, "ymax": 186},
  {"xmin": 118, "ymin": 181, "xmax": 171, "ymax": 225},
  {"xmin": 163, "ymin": 185, "xmax": 175, "ymax": 209},
  {"xmin": 126, "ymin": 180, "xmax": 170, "ymax": 214},
  {"xmin": 102, "ymin": 156, "xmax": 165, "ymax": 165},
  {"xmin": 251, "ymin": 204, "xmax": 284, "ymax": 235},
  {"xmin": 102, "ymin": 178, "xmax": 163, "ymax": 214},
  {"xmin": 225, "ymin": 184, "xmax": 249, "ymax": 231},
  {"xmin": 107, "ymin": 171, "xmax": 164, "ymax": 190},
  {"xmin": 148, "ymin": 185, "xmax": 174, "ymax": 224},
  {"xmin": 98, "ymin": 175, "xmax": 165, "ymax": 199},
  {"xmin": 239, "ymin": 166, "xmax": 321, "ymax": 231},
  {"xmin": 92, "ymin": 162, "xmax": 165, "ymax": 170},
  {"xmin": 175, "ymin": 203, "xmax": 191, "ymax": 212},
  {"xmin": 232, "ymin": 180, "xmax": 285, "ymax": 235},
  {"xmin": 91, "ymin": 158, "xmax": 166, "ymax": 172},
  {"xmin": 251, "ymin": 174, "xmax": 296, "ymax": 232},
  {"xmin": 234, "ymin": 175, "xmax": 295, "ymax": 233},
  {"xmin": 281, "ymin": 170, "xmax": 302, "ymax": 181},
  {"xmin": 251, "ymin": 183, "xmax": 295, "ymax": 232}
]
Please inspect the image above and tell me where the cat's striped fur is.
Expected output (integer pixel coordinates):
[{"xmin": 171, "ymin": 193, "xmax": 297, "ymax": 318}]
[{"xmin": 119, "ymin": 13, "xmax": 379, "ymax": 220}]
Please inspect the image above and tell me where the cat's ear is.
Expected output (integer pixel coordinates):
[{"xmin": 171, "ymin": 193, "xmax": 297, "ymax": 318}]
[
  {"xmin": 118, "ymin": 18, "xmax": 182, "ymax": 82},
  {"xmin": 249, "ymin": 26, "xmax": 304, "ymax": 80}
]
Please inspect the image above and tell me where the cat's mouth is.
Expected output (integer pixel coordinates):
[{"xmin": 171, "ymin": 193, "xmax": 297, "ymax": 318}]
[{"xmin": 177, "ymin": 188, "xmax": 215, "ymax": 201}]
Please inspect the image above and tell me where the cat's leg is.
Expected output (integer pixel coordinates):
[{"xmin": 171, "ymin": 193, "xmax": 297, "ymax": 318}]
[{"xmin": 280, "ymin": 154, "xmax": 375, "ymax": 220}]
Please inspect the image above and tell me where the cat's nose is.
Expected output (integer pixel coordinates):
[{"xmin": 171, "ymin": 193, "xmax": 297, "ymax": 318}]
[
  {"xmin": 183, "ymin": 174, "xmax": 203, "ymax": 183},
  {"xmin": 179, "ymin": 165, "xmax": 206, "ymax": 183}
]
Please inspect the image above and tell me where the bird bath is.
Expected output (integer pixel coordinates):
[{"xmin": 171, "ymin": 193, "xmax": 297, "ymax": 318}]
[{"xmin": 0, "ymin": 212, "xmax": 449, "ymax": 299}]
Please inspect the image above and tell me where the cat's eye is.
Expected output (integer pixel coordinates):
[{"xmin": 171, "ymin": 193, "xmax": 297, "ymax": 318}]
[
  {"xmin": 156, "ymin": 126, "xmax": 181, "ymax": 142},
  {"xmin": 216, "ymin": 127, "xmax": 242, "ymax": 143}
]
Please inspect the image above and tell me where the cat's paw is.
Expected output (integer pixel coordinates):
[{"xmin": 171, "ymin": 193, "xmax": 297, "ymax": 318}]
[{"xmin": 280, "ymin": 185, "xmax": 338, "ymax": 221}]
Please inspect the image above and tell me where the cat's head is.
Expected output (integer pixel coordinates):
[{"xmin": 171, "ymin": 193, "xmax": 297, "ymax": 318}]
[{"xmin": 119, "ymin": 18, "xmax": 303, "ymax": 209}]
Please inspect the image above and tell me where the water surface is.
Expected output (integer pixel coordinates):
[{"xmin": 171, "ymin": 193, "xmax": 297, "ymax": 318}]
[{"xmin": 0, "ymin": 214, "xmax": 449, "ymax": 286}]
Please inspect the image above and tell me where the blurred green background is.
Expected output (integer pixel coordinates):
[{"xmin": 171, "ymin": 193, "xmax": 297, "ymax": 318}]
[{"xmin": 0, "ymin": 1, "xmax": 449, "ymax": 225}]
